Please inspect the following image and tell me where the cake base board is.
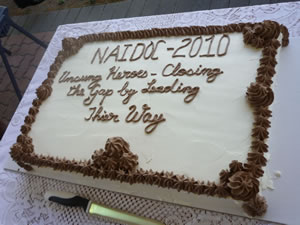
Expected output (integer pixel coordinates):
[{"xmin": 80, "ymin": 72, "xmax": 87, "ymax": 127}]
[
  {"xmin": 4, "ymin": 38, "xmax": 300, "ymax": 225},
  {"xmin": 3, "ymin": 163, "xmax": 260, "ymax": 221}
]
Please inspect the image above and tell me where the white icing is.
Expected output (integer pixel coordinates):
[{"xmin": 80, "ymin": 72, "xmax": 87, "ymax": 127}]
[{"xmin": 30, "ymin": 33, "xmax": 262, "ymax": 182}]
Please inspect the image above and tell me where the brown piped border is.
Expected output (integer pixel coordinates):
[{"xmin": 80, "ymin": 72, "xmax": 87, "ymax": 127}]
[{"xmin": 10, "ymin": 20, "xmax": 289, "ymax": 217}]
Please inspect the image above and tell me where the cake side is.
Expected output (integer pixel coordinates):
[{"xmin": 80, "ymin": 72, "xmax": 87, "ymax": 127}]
[{"xmin": 10, "ymin": 21, "xmax": 289, "ymax": 217}]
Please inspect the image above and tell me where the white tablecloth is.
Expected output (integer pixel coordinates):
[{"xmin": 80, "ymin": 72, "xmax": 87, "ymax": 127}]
[{"xmin": 1, "ymin": 2, "xmax": 300, "ymax": 225}]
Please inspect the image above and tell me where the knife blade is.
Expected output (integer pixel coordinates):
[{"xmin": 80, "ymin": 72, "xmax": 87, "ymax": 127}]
[{"xmin": 45, "ymin": 191, "xmax": 164, "ymax": 225}]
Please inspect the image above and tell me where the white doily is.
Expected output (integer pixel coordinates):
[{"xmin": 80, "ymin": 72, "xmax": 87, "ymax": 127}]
[{"xmin": 1, "ymin": 2, "xmax": 300, "ymax": 225}]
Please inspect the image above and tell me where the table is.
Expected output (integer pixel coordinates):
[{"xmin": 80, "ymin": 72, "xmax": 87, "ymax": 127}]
[{"xmin": 1, "ymin": 2, "xmax": 300, "ymax": 225}]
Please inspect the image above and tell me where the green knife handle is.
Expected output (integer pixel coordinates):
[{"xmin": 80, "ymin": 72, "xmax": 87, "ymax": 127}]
[{"xmin": 89, "ymin": 202, "xmax": 164, "ymax": 225}]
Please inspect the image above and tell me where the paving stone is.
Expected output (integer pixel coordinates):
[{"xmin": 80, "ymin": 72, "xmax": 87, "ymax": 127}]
[
  {"xmin": 141, "ymin": 0, "xmax": 160, "ymax": 16},
  {"xmin": 175, "ymin": 0, "xmax": 197, "ymax": 13},
  {"xmin": 2, "ymin": 95, "xmax": 18, "ymax": 121},
  {"xmin": 51, "ymin": 9, "xmax": 70, "ymax": 29},
  {"xmin": 0, "ymin": 67, "xmax": 18, "ymax": 91},
  {"xmin": 111, "ymin": 0, "xmax": 132, "ymax": 19},
  {"xmin": 210, "ymin": 0, "xmax": 230, "ymax": 9},
  {"xmin": 127, "ymin": 0, "xmax": 146, "ymax": 18},
  {"xmin": 99, "ymin": 4, "xmax": 115, "ymax": 20},
  {"xmin": 6, "ymin": 55, "xmax": 24, "ymax": 67},
  {"xmin": 0, "ymin": 90, "xmax": 14, "ymax": 106},
  {"xmin": 76, "ymin": 6, "xmax": 94, "ymax": 23},
  {"xmin": 41, "ymin": 32, "xmax": 54, "ymax": 43},
  {"xmin": 17, "ymin": 42, "xmax": 40, "ymax": 56},
  {"xmin": 16, "ymin": 77, "xmax": 30, "ymax": 94},
  {"xmin": 30, "ymin": 48, "xmax": 45, "ymax": 68},
  {"xmin": 7, "ymin": 44, "xmax": 22, "ymax": 55},
  {"xmin": 0, "ymin": 106, "xmax": 7, "ymax": 120},
  {"xmin": 156, "ymin": 0, "xmax": 178, "ymax": 15},
  {"xmin": 30, "ymin": 13, "xmax": 50, "ymax": 33},
  {"xmin": 229, "ymin": 0, "xmax": 250, "ymax": 7},
  {"xmin": 250, "ymin": 0, "xmax": 270, "ymax": 5},
  {"xmin": 22, "ymin": 32, "xmax": 46, "ymax": 45},
  {"xmin": 64, "ymin": 7, "xmax": 81, "ymax": 25},
  {"xmin": 45, "ymin": 9, "xmax": 65, "ymax": 32},
  {"xmin": 193, "ymin": 0, "xmax": 211, "ymax": 11},
  {"xmin": 5, "ymin": 34, "xmax": 25, "ymax": 46},
  {"xmin": 22, "ymin": 65, "xmax": 37, "ymax": 81},
  {"xmin": 22, "ymin": 14, "xmax": 39, "ymax": 32},
  {"xmin": 87, "ymin": 4, "xmax": 105, "ymax": 22},
  {"xmin": 15, "ymin": 55, "xmax": 35, "ymax": 77},
  {"xmin": 271, "ymin": 0, "xmax": 298, "ymax": 2}
]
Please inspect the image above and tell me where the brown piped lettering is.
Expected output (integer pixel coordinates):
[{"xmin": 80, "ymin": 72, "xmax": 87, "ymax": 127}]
[
  {"xmin": 217, "ymin": 34, "xmax": 230, "ymax": 56},
  {"xmin": 130, "ymin": 43, "xmax": 146, "ymax": 61},
  {"xmin": 162, "ymin": 63, "xmax": 223, "ymax": 83},
  {"xmin": 106, "ymin": 66, "xmax": 148, "ymax": 80},
  {"xmin": 117, "ymin": 81, "xmax": 138, "ymax": 104},
  {"xmin": 125, "ymin": 104, "xmax": 166, "ymax": 134},
  {"xmin": 118, "ymin": 44, "xmax": 132, "ymax": 62},
  {"xmin": 85, "ymin": 106, "xmax": 119, "ymax": 122},
  {"xmin": 104, "ymin": 45, "xmax": 120, "ymax": 63},
  {"xmin": 91, "ymin": 47, "xmax": 109, "ymax": 64},
  {"xmin": 141, "ymin": 78, "xmax": 200, "ymax": 103},
  {"xmin": 200, "ymin": 35, "xmax": 215, "ymax": 57}
]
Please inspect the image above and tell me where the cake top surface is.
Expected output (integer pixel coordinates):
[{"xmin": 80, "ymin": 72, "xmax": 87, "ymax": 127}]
[{"xmin": 30, "ymin": 32, "xmax": 260, "ymax": 182}]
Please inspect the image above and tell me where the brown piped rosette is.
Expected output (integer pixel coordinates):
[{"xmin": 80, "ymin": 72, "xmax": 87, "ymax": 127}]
[{"xmin": 10, "ymin": 20, "xmax": 289, "ymax": 217}]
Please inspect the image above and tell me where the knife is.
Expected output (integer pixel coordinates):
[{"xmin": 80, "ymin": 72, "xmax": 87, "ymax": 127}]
[{"xmin": 44, "ymin": 191, "xmax": 164, "ymax": 225}]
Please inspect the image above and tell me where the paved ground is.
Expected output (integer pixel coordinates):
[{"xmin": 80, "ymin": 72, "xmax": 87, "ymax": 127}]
[{"xmin": 0, "ymin": 0, "xmax": 297, "ymax": 139}]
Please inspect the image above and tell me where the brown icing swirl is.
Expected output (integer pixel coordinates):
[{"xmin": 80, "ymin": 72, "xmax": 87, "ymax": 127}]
[
  {"xmin": 28, "ymin": 107, "xmax": 39, "ymax": 116},
  {"xmin": 20, "ymin": 124, "xmax": 31, "ymax": 135},
  {"xmin": 47, "ymin": 71, "xmax": 56, "ymax": 79},
  {"xmin": 36, "ymin": 84, "xmax": 52, "ymax": 101},
  {"xmin": 42, "ymin": 78, "xmax": 54, "ymax": 86},
  {"xmin": 215, "ymin": 185, "xmax": 230, "ymax": 198},
  {"xmin": 162, "ymin": 171, "xmax": 176, "ymax": 188},
  {"xmin": 256, "ymin": 74, "xmax": 273, "ymax": 86},
  {"xmin": 32, "ymin": 98, "xmax": 42, "ymax": 107},
  {"xmin": 229, "ymin": 160, "xmax": 244, "ymax": 173},
  {"xmin": 280, "ymin": 24, "xmax": 289, "ymax": 47},
  {"xmin": 247, "ymin": 152, "xmax": 267, "ymax": 166},
  {"xmin": 24, "ymin": 115, "xmax": 35, "ymax": 125},
  {"xmin": 259, "ymin": 54, "xmax": 277, "ymax": 67},
  {"xmin": 254, "ymin": 107, "xmax": 272, "ymax": 118},
  {"xmin": 204, "ymin": 182, "xmax": 217, "ymax": 195},
  {"xmin": 242, "ymin": 195, "xmax": 267, "ymax": 217},
  {"xmin": 134, "ymin": 169, "xmax": 146, "ymax": 184},
  {"xmin": 184, "ymin": 178, "xmax": 197, "ymax": 193},
  {"xmin": 17, "ymin": 162, "xmax": 33, "ymax": 171},
  {"xmin": 10, "ymin": 143, "xmax": 23, "ymax": 160},
  {"xmin": 92, "ymin": 137, "xmax": 138, "ymax": 173},
  {"xmin": 219, "ymin": 169, "xmax": 230, "ymax": 183},
  {"xmin": 144, "ymin": 169, "xmax": 155, "ymax": 184},
  {"xmin": 254, "ymin": 115, "xmax": 271, "ymax": 128},
  {"xmin": 244, "ymin": 163, "xmax": 264, "ymax": 178},
  {"xmin": 252, "ymin": 125, "xmax": 269, "ymax": 140},
  {"xmin": 192, "ymin": 181, "xmax": 205, "ymax": 195},
  {"xmin": 251, "ymin": 140, "xmax": 268, "ymax": 153},
  {"xmin": 228, "ymin": 171, "xmax": 259, "ymax": 201},
  {"xmin": 257, "ymin": 64, "xmax": 276, "ymax": 78},
  {"xmin": 62, "ymin": 37, "xmax": 84, "ymax": 56},
  {"xmin": 16, "ymin": 134, "xmax": 32, "ymax": 145},
  {"xmin": 105, "ymin": 137, "xmax": 130, "ymax": 156},
  {"xmin": 173, "ymin": 175, "xmax": 190, "ymax": 192},
  {"xmin": 246, "ymin": 83, "xmax": 274, "ymax": 107},
  {"xmin": 242, "ymin": 21, "xmax": 280, "ymax": 48}
]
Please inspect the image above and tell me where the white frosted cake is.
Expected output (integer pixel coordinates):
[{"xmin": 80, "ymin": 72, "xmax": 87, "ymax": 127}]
[{"xmin": 10, "ymin": 20, "xmax": 289, "ymax": 217}]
